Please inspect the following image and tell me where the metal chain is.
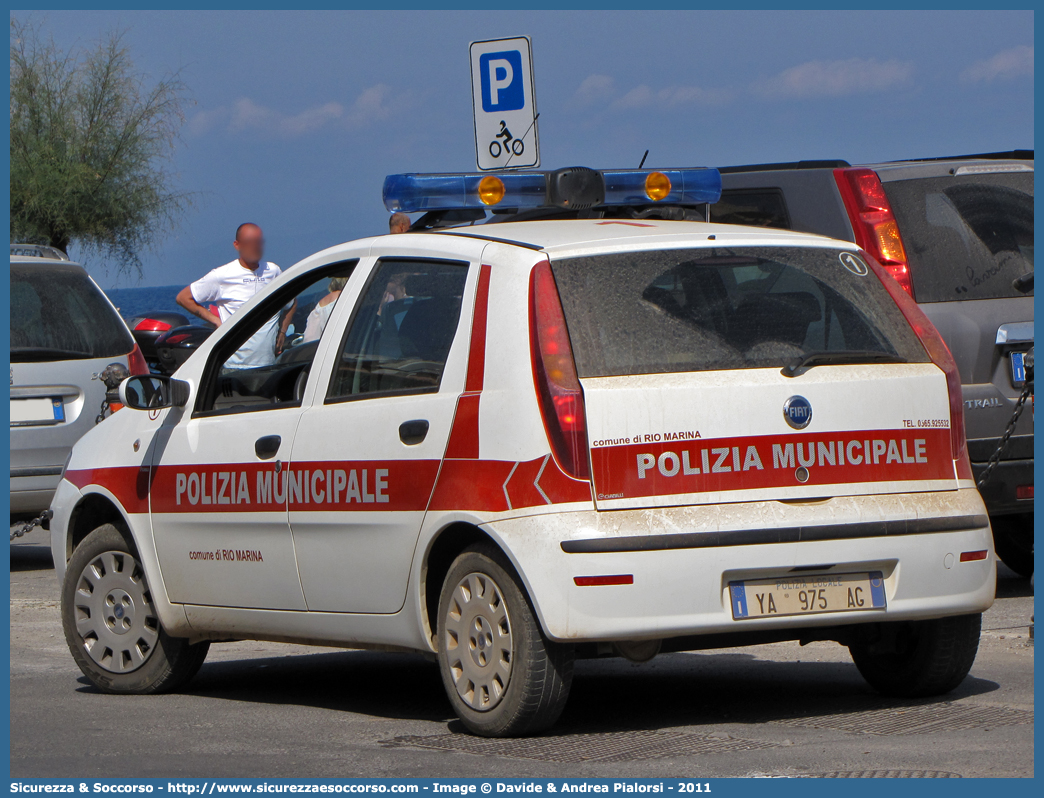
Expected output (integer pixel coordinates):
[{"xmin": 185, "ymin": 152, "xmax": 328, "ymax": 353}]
[
  {"xmin": 10, "ymin": 510, "xmax": 52, "ymax": 541},
  {"xmin": 95, "ymin": 398, "xmax": 112, "ymax": 425},
  {"xmin": 976, "ymin": 383, "xmax": 1032, "ymax": 489}
]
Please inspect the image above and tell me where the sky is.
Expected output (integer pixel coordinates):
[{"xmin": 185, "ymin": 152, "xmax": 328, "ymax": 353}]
[{"xmin": 12, "ymin": 9, "xmax": 1035, "ymax": 289}]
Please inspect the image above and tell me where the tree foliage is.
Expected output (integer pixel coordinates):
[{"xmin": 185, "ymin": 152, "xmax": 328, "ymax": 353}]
[{"xmin": 10, "ymin": 18, "xmax": 191, "ymax": 276}]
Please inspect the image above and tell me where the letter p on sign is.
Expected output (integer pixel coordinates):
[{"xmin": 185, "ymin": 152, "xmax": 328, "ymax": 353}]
[{"xmin": 480, "ymin": 51, "xmax": 523, "ymax": 111}]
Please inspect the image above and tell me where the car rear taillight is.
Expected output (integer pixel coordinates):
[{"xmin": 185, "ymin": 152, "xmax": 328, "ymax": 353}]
[
  {"xmin": 127, "ymin": 344, "xmax": 150, "ymax": 376},
  {"xmin": 529, "ymin": 260, "xmax": 590, "ymax": 480},
  {"xmin": 834, "ymin": 168, "xmax": 913, "ymax": 298},
  {"xmin": 133, "ymin": 318, "xmax": 173, "ymax": 332},
  {"xmin": 864, "ymin": 250, "xmax": 972, "ymax": 480}
]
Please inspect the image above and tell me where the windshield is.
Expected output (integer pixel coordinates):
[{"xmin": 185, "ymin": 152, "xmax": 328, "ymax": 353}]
[
  {"xmin": 550, "ymin": 247, "xmax": 929, "ymax": 378},
  {"xmin": 10, "ymin": 263, "xmax": 134, "ymax": 362},
  {"xmin": 883, "ymin": 171, "xmax": 1033, "ymax": 303}
]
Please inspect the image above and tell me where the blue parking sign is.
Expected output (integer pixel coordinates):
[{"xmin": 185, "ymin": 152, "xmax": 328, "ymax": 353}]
[
  {"xmin": 480, "ymin": 50, "xmax": 524, "ymax": 112},
  {"xmin": 470, "ymin": 36, "xmax": 539, "ymax": 170}
]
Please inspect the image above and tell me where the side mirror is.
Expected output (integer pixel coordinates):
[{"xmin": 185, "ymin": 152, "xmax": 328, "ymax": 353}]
[{"xmin": 119, "ymin": 375, "xmax": 191, "ymax": 410}]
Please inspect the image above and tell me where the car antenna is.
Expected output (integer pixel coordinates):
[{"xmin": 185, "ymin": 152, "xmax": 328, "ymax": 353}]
[{"xmin": 638, "ymin": 150, "xmax": 649, "ymax": 169}]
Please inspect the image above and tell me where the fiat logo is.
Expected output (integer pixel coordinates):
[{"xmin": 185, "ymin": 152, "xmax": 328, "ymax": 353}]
[{"xmin": 783, "ymin": 396, "xmax": 813, "ymax": 430}]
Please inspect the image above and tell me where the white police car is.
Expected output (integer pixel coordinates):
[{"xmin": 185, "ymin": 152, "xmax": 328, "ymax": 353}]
[{"xmin": 50, "ymin": 167, "xmax": 994, "ymax": 737}]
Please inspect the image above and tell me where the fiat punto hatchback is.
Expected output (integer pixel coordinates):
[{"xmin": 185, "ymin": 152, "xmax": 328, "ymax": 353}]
[{"xmin": 50, "ymin": 168, "xmax": 994, "ymax": 737}]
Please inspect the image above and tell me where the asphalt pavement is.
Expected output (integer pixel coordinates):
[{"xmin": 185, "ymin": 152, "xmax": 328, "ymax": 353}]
[{"xmin": 9, "ymin": 535, "xmax": 1034, "ymax": 779}]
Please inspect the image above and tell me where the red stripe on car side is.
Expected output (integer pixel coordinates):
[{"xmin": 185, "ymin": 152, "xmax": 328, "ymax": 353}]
[
  {"xmin": 67, "ymin": 456, "xmax": 592, "ymax": 516},
  {"xmin": 442, "ymin": 264, "xmax": 492, "ymax": 460},
  {"xmin": 443, "ymin": 393, "xmax": 481, "ymax": 460},
  {"xmin": 428, "ymin": 454, "xmax": 592, "ymax": 512},
  {"xmin": 465, "ymin": 264, "xmax": 492, "ymax": 393},
  {"xmin": 64, "ymin": 466, "xmax": 151, "ymax": 514}
]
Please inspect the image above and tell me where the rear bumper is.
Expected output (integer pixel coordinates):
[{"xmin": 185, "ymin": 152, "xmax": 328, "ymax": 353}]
[
  {"xmin": 485, "ymin": 488, "xmax": 995, "ymax": 643},
  {"xmin": 10, "ymin": 480, "xmax": 60, "ymax": 516},
  {"xmin": 972, "ymin": 458, "xmax": 1033, "ymax": 516}
]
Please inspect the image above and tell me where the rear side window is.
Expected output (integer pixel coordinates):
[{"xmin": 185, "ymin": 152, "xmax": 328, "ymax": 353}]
[
  {"xmin": 710, "ymin": 189, "xmax": 791, "ymax": 229},
  {"xmin": 883, "ymin": 171, "xmax": 1033, "ymax": 303},
  {"xmin": 551, "ymin": 247, "xmax": 929, "ymax": 378},
  {"xmin": 10, "ymin": 264, "xmax": 133, "ymax": 362}
]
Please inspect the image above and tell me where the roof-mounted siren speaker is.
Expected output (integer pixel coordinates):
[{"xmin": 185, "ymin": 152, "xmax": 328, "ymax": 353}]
[{"xmin": 547, "ymin": 167, "xmax": 605, "ymax": 210}]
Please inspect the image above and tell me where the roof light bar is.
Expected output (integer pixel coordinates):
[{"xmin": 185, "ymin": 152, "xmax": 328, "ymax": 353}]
[
  {"xmin": 382, "ymin": 167, "xmax": 722, "ymax": 213},
  {"xmin": 383, "ymin": 172, "xmax": 546, "ymax": 213},
  {"xmin": 601, "ymin": 168, "xmax": 722, "ymax": 206}
]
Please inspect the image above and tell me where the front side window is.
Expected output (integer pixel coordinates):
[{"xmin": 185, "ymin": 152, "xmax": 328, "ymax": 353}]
[
  {"xmin": 327, "ymin": 259, "xmax": 469, "ymax": 401},
  {"xmin": 196, "ymin": 261, "xmax": 356, "ymax": 415}
]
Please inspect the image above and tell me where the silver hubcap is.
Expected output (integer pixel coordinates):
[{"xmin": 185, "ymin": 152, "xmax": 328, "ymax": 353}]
[
  {"xmin": 444, "ymin": 572, "xmax": 513, "ymax": 712},
  {"xmin": 73, "ymin": 550, "xmax": 159, "ymax": 674}
]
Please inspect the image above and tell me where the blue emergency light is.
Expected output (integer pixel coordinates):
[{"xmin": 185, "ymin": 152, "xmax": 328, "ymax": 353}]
[
  {"xmin": 383, "ymin": 172, "xmax": 546, "ymax": 213},
  {"xmin": 383, "ymin": 167, "xmax": 721, "ymax": 214}
]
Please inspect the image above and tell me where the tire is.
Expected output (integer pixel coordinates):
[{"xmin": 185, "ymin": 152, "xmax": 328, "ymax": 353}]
[
  {"xmin": 991, "ymin": 514, "xmax": 1033, "ymax": 578},
  {"xmin": 489, "ymin": 140, "xmax": 502, "ymax": 158},
  {"xmin": 436, "ymin": 544, "xmax": 573, "ymax": 737},
  {"xmin": 61, "ymin": 524, "xmax": 210, "ymax": 694},
  {"xmin": 848, "ymin": 614, "xmax": 982, "ymax": 698}
]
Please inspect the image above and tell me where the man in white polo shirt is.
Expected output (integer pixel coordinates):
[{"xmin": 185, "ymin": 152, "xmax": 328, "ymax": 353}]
[{"xmin": 176, "ymin": 223, "xmax": 295, "ymax": 369}]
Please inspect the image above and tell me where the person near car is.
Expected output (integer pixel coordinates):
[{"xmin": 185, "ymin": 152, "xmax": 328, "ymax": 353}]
[
  {"xmin": 176, "ymin": 223, "xmax": 295, "ymax": 368},
  {"xmin": 389, "ymin": 213, "xmax": 410, "ymax": 234},
  {"xmin": 302, "ymin": 276, "xmax": 348, "ymax": 343}
]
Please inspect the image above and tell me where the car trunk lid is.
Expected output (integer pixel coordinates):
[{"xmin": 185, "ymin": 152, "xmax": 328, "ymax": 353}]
[{"xmin": 547, "ymin": 243, "xmax": 963, "ymax": 511}]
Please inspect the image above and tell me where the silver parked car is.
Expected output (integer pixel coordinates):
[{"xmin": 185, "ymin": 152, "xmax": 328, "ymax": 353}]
[{"xmin": 10, "ymin": 244, "xmax": 148, "ymax": 534}]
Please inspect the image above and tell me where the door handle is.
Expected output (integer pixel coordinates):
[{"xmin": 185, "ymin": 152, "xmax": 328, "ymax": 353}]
[
  {"xmin": 399, "ymin": 420, "xmax": 429, "ymax": 446},
  {"xmin": 255, "ymin": 435, "xmax": 281, "ymax": 460}
]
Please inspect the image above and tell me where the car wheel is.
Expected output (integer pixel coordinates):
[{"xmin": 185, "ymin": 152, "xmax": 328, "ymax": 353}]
[
  {"xmin": 436, "ymin": 544, "xmax": 573, "ymax": 737},
  {"xmin": 848, "ymin": 613, "xmax": 981, "ymax": 698},
  {"xmin": 991, "ymin": 514, "xmax": 1033, "ymax": 578},
  {"xmin": 61, "ymin": 523, "xmax": 210, "ymax": 694}
]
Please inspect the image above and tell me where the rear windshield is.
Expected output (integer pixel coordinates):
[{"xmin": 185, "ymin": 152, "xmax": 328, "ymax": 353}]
[
  {"xmin": 883, "ymin": 171, "xmax": 1033, "ymax": 303},
  {"xmin": 551, "ymin": 247, "xmax": 929, "ymax": 378},
  {"xmin": 10, "ymin": 263, "xmax": 134, "ymax": 362}
]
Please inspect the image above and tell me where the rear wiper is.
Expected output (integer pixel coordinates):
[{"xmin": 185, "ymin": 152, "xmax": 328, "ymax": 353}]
[
  {"xmin": 782, "ymin": 350, "xmax": 907, "ymax": 377},
  {"xmin": 11, "ymin": 347, "xmax": 94, "ymax": 362},
  {"xmin": 1012, "ymin": 270, "xmax": 1034, "ymax": 294}
]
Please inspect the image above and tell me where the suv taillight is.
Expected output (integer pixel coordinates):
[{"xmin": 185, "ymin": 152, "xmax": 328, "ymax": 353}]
[
  {"xmin": 127, "ymin": 344, "xmax": 150, "ymax": 376},
  {"xmin": 529, "ymin": 260, "xmax": 590, "ymax": 480},
  {"xmin": 834, "ymin": 168, "xmax": 913, "ymax": 298},
  {"xmin": 864, "ymin": 250, "xmax": 972, "ymax": 480}
]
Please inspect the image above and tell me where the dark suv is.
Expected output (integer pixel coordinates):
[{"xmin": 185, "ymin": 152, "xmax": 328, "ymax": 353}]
[{"xmin": 714, "ymin": 152, "xmax": 1033, "ymax": 576}]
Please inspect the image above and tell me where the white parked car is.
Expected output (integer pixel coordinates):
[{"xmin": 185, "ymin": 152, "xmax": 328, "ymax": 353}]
[{"xmin": 50, "ymin": 168, "xmax": 994, "ymax": 737}]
